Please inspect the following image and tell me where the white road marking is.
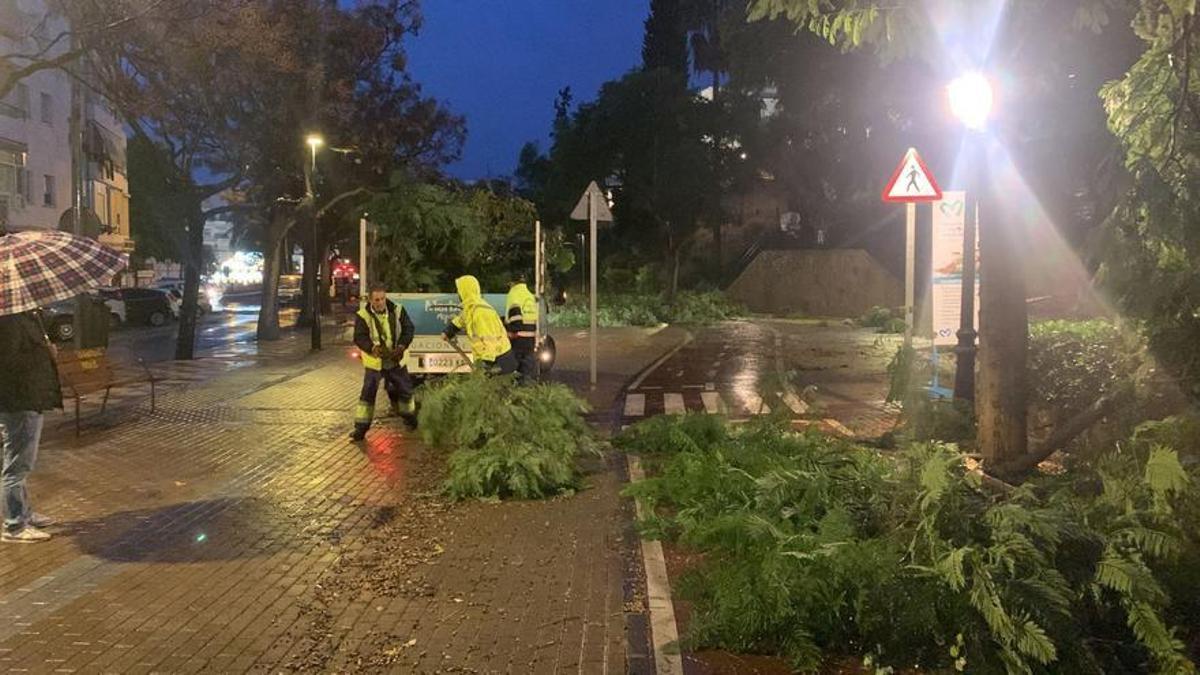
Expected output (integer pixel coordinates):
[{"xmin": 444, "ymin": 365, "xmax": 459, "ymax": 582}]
[
  {"xmin": 664, "ymin": 393, "xmax": 685, "ymax": 415},
  {"xmin": 743, "ymin": 394, "xmax": 771, "ymax": 415},
  {"xmin": 629, "ymin": 333, "xmax": 694, "ymax": 390},
  {"xmin": 824, "ymin": 418, "xmax": 855, "ymax": 437},
  {"xmin": 782, "ymin": 391, "xmax": 809, "ymax": 415},
  {"xmin": 624, "ymin": 394, "xmax": 646, "ymax": 417},
  {"xmin": 701, "ymin": 391, "xmax": 722, "ymax": 414}
]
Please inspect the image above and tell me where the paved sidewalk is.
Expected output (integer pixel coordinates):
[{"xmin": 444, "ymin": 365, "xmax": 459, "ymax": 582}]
[{"xmin": 0, "ymin": 326, "xmax": 685, "ymax": 674}]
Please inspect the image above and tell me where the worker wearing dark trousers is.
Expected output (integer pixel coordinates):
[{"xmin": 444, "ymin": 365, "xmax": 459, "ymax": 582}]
[
  {"xmin": 351, "ymin": 284, "xmax": 416, "ymax": 441},
  {"xmin": 505, "ymin": 274, "xmax": 539, "ymax": 383}
]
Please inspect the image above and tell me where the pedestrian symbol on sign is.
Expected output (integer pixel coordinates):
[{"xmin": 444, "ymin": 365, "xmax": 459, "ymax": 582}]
[{"xmin": 906, "ymin": 167, "xmax": 921, "ymax": 192}]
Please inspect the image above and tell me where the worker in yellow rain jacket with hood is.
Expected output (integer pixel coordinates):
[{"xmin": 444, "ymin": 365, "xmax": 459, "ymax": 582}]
[
  {"xmin": 350, "ymin": 283, "xmax": 416, "ymax": 441},
  {"xmin": 442, "ymin": 275, "xmax": 518, "ymax": 375},
  {"xmin": 505, "ymin": 273, "xmax": 539, "ymax": 383}
]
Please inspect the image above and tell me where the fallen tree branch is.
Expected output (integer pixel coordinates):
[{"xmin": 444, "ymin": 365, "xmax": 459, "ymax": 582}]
[{"xmin": 990, "ymin": 385, "xmax": 1133, "ymax": 479}]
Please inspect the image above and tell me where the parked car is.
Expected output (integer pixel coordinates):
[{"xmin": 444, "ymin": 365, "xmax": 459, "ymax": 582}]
[
  {"xmin": 152, "ymin": 280, "xmax": 213, "ymax": 316},
  {"xmin": 41, "ymin": 298, "xmax": 124, "ymax": 343},
  {"xmin": 277, "ymin": 274, "xmax": 303, "ymax": 307},
  {"xmin": 99, "ymin": 288, "xmax": 174, "ymax": 327}
]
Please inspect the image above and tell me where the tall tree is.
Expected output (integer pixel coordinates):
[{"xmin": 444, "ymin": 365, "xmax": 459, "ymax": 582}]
[
  {"xmin": 643, "ymin": 0, "xmax": 690, "ymax": 78},
  {"xmin": 235, "ymin": 0, "xmax": 462, "ymax": 341},
  {"xmin": 1099, "ymin": 1, "xmax": 1200, "ymax": 402},
  {"xmin": 89, "ymin": 1, "xmax": 303, "ymax": 359}
]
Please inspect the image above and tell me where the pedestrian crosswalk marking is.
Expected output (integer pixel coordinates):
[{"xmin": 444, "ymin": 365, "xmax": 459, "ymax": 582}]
[
  {"xmin": 824, "ymin": 418, "xmax": 855, "ymax": 437},
  {"xmin": 700, "ymin": 392, "xmax": 722, "ymax": 414},
  {"xmin": 742, "ymin": 394, "xmax": 770, "ymax": 415},
  {"xmin": 624, "ymin": 393, "xmax": 646, "ymax": 417},
  {"xmin": 782, "ymin": 391, "xmax": 809, "ymax": 415},
  {"xmin": 664, "ymin": 393, "xmax": 685, "ymax": 415}
]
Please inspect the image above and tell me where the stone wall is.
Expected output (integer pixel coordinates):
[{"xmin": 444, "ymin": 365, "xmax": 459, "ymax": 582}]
[{"xmin": 727, "ymin": 249, "xmax": 903, "ymax": 317}]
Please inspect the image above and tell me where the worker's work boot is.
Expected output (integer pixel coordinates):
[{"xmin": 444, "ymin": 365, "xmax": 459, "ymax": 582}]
[
  {"xmin": 385, "ymin": 403, "xmax": 402, "ymax": 418},
  {"xmin": 349, "ymin": 426, "xmax": 367, "ymax": 442},
  {"xmin": 400, "ymin": 413, "xmax": 418, "ymax": 431}
]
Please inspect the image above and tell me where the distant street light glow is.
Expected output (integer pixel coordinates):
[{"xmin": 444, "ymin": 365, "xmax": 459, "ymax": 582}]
[
  {"xmin": 305, "ymin": 134, "xmax": 324, "ymax": 149},
  {"xmin": 947, "ymin": 72, "xmax": 993, "ymax": 130}
]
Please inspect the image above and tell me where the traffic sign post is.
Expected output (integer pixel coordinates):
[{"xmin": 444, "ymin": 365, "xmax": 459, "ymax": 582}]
[
  {"xmin": 570, "ymin": 181, "xmax": 614, "ymax": 388},
  {"xmin": 882, "ymin": 147, "xmax": 942, "ymax": 349}
]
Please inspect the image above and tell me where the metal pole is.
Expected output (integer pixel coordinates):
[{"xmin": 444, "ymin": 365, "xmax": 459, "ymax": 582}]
[
  {"xmin": 534, "ymin": 219, "xmax": 542, "ymax": 342},
  {"xmin": 70, "ymin": 37, "xmax": 86, "ymax": 349},
  {"xmin": 306, "ymin": 144, "xmax": 321, "ymax": 351},
  {"xmin": 954, "ymin": 141, "xmax": 980, "ymax": 402},
  {"xmin": 359, "ymin": 215, "xmax": 367, "ymax": 302},
  {"xmin": 904, "ymin": 202, "xmax": 916, "ymax": 348},
  {"xmin": 589, "ymin": 196, "xmax": 598, "ymax": 388}
]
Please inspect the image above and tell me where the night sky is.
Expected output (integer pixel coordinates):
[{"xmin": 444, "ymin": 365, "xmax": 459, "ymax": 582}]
[{"xmin": 406, "ymin": 1, "xmax": 650, "ymax": 180}]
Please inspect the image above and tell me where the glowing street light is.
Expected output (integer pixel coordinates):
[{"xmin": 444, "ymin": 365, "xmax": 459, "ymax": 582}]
[
  {"xmin": 305, "ymin": 133, "xmax": 324, "ymax": 175},
  {"xmin": 303, "ymin": 132, "xmax": 326, "ymax": 351},
  {"xmin": 947, "ymin": 72, "xmax": 994, "ymax": 131}
]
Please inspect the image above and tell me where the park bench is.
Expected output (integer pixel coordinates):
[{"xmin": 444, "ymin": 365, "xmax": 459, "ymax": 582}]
[{"xmin": 56, "ymin": 348, "xmax": 158, "ymax": 436}]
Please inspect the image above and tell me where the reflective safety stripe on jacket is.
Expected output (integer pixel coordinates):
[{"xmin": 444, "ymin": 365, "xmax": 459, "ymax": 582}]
[
  {"xmin": 451, "ymin": 275, "xmax": 512, "ymax": 362},
  {"xmin": 505, "ymin": 283, "xmax": 539, "ymax": 339},
  {"xmin": 356, "ymin": 306, "xmax": 395, "ymax": 371}
]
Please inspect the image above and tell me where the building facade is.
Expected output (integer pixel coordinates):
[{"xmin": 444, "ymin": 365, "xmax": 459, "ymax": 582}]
[{"xmin": 0, "ymin": 0, "xmax": 132, "ymax": 252}]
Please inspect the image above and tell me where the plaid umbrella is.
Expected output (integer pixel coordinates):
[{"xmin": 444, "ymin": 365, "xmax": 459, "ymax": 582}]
[{"xmin": 0, "ymin": 230, "xmax": 128, "ymax": 317}]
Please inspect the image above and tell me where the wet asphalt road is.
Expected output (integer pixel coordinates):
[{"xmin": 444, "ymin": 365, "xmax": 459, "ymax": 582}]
[
  {"xmin": 620, "ymin": 319, "xmax": 900, "ymax": 436},
  {"xmin": 104, "ymin": 303, "xmax": 300, "ymax": 365}
]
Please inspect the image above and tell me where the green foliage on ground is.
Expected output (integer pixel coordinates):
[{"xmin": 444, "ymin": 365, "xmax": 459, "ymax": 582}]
[
  {"xmin": 416, "ymin": 371, "xmax": 597, "ymax": 500},
  {"xmin": 858, "ymin": 306, "xmax": 905, "ymax": 334},
  {"xmin": 549, "ymin": 291, "xmax": 742, "ymax": 328},
  {"xmin": 617, "ymin": 414, "xmax": 1200, "ymax": 674}
]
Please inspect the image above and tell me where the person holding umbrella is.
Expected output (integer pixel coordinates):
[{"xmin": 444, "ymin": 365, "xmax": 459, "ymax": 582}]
[{"xmin": 0, "ymin": 227, "xmax": 126, "ymax": 542}]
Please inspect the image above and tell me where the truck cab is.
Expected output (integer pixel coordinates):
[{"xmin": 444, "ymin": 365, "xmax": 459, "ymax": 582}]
[{"xmin": 387, "ymin": 292, "xmax": 556, "ymax": 380}]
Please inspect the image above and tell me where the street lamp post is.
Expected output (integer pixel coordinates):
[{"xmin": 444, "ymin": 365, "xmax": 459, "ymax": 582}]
[
  {"xmin": 305, "ymin": 133, "xmax": 324, "ymax": 351},
  {"xmin": 947, "ymin": 73, "xmax": 989, "ymax": 402},
  {"xmin": 946, "ymin": 72, "xmax": 1028, "ymax": 466}
]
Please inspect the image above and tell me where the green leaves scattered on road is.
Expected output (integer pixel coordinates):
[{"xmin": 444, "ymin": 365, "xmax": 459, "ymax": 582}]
[
  {"xmin": 417, "ymin": 371, "xmax": 597, "ymax": 500},
  {"xmin": 617, "ymin": 414, "xmax": 1200, "ymax": 673},
  {"xmin": 549, "ymin": 291, "xmax": 742, "ymax": 328}
]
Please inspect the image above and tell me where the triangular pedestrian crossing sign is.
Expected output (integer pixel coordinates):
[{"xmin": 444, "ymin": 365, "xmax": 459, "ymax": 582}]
[{"xmin": 882, "ymin": 148, "xmax": 942, "ymax": 203}]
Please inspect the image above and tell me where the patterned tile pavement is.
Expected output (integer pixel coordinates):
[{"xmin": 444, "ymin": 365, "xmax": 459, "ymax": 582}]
[{"xmin": 0, "ymin": 325, "xmax": 689, "ymax": 674}]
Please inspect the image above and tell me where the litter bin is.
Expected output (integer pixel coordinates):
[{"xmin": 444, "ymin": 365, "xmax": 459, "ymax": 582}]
[{"xmin": 74, "ymin": 294, "xmax": 110, "ymax": 350}]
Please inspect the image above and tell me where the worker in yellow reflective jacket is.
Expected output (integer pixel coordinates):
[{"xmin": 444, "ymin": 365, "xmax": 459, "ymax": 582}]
[
  {"xmin": 504, "ymin": 273, "xmax": 539, "ymax": 383},
  {"xmin": 350, "ymin": 284, "xmax": 415, "ymax": 441},
  {"xmin": 442, "ymin": 275, "xmax": 518, "ymax": 375}
]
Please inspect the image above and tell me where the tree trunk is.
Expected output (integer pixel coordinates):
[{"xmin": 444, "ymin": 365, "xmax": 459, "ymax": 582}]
[
  {"xmin": 257, "ymin": 231, "xmax": 285, "ymax": 341},
  {"xmin": 669, "ymin": 243, "xmax": 682, "ymax": 305},
  {"xmin": 174, "ymin": 208, "xmax": 205, "ymax": 360},
  {"xmin": 297, "ymin": 242, "xmax": 315, "ymax": 328},
  {"xmin": 282, "ymin": 236, "xmax": 295, "ymax": 274},
  {"xmin": 977, "ymin": 165, "xmax": 1029, "ymax": 465}
]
